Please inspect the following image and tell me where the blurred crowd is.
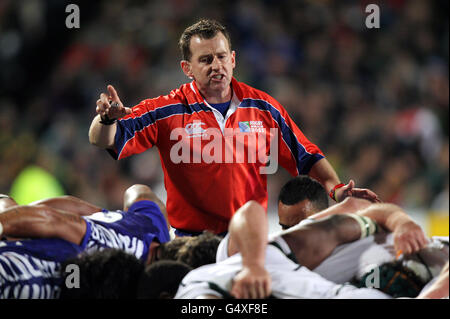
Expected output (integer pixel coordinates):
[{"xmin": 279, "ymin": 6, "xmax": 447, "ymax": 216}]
[{"xmin": 0, "ymin": 0, "xmax": 448, "ymax": 218}]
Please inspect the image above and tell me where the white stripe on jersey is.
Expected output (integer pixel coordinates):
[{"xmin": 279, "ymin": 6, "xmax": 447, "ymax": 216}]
[
  {"xmin": 0, "ymin": 251, "xmax": 61, "ymax": 299},
  {"xmin": 85, "ymin": 220, "xmax": 145, "ymax": 258}
]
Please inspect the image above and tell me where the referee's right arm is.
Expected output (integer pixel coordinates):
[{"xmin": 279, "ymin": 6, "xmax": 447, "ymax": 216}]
[
  {"xmin": 89, "ymin": 114, "xmax": 117, "ymax": 149},
  {"xmin": 89, "ymin": 85, "xmax": 131, "ymax": 149}
]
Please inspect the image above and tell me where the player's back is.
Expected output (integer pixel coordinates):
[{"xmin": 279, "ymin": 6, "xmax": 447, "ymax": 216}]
[
  {"xmin": 0, "ymin": 238, "xmax": 83, "ymax": 299},
  {"xmin": 82, "ymin": 200, "xmax": 170, "ymax": 262}
]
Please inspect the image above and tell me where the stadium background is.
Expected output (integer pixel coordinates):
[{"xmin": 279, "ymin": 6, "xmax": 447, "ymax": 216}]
[{"xmin": 0, "ymin": 0, "xmax": 448, "ymax": 236}]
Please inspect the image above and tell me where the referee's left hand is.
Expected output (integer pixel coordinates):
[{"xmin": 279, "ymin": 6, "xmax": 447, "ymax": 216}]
[{"xmin": 336, "ymin": 180, "xmax": 382, "ymax": 203}]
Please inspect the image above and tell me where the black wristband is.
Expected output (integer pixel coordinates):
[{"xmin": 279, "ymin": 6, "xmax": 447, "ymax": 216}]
[
  {"xmin": 99, "ymin": 114, "xmax": 117, "ymax": 125},
  {"xmin": 99, "ymin": 101, "xmax": 119, "ymax": 125}
]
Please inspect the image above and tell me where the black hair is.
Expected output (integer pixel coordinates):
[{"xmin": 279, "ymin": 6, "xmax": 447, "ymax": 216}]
[
  {"xmin": 278, "ymin": 175, "xmax": 329, "ymax": 211},
  {"xmin": 158, "ymin": 237, "xmax": 191, "ymax": 261},
  {"xmin": 137, "ymin": 260, "xmax": 193, "ymax": 299},
  {"xmin": 175, "ymin": 231, "xmax": 222, "ymax": 268},
  {"xmin": 352, "ymin": 260, "xmax": 428, "ymax": 298},
  {"xmin": 59, "ymin": 248, "xmax": 145, "ymax": 299}
]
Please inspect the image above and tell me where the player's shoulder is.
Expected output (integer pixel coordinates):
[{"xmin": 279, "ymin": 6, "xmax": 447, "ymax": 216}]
[
  {"xmin": 236, "ymin": 80, "xmax": 271, "ymax": 100},
  {"xmin": 132, "ymin": 82, "xmax": 193, "ymax": 111},
  {"xmin": 234, "ymin": 78, "xmax": 285, "ymax": 115}
]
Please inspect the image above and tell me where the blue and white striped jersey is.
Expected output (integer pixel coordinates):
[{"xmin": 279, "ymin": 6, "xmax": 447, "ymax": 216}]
[
  {"xmin": 0, "ymin": 238, "xmax": 82, "ymax": 298},
  {"xmin": 0, "ymin": 200, "xmax": 170, "ymax": 298}
]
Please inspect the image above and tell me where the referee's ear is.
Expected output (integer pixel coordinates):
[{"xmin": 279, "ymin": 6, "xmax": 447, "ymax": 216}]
[{"xmin": 180, "ymin": 60, "xmax": 193, "ymax": 79}]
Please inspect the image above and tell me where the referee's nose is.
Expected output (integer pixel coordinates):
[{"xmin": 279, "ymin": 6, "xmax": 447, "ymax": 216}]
[{"xmin": 211, "ymin": 55, "xmax": 222, "ymax": 71}]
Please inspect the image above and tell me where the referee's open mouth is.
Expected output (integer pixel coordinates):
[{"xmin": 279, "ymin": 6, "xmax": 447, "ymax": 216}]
[{"xmin": 210, "ymin": 74, "xmax": 225, "ymax": 82}]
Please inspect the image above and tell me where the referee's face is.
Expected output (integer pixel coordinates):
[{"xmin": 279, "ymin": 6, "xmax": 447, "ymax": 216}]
[{"xmin": 181, "ymin": 32, "xmax": 235, "ymax": 102}]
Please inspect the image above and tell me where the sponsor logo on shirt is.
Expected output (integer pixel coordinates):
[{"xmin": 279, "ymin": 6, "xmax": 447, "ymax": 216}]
[
  {"xmin": 239, "ymin": 121, "xmax": 266, "ymax": 133},
  {"xmin": 185, "ymin": 121, "xmax": 207, "ymax": 138},
  {"xmin": 170, "ymin": 122, "xmax": 279, "ymax": 174}
]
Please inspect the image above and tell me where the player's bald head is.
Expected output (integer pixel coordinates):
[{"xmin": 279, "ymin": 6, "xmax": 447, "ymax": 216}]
[{"xmin": 123, "ymin": 184, "xmax": 155, "ymax": 211}]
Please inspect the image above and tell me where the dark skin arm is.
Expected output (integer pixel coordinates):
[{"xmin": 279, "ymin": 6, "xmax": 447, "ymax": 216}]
[
  {"xmin": 281, "ymin": 203, "xmax": 428, "ymax": 270},
  {"xmin": 281, "ymin": 214, "xmax": 362, "ymax": 270},
  {"xmin": 0, "ymin": 205, "xmax": 86, "ymax": 245},
  {"xmin": 29, "ymin": 196, "xmax": 102, "ymax": 216}
]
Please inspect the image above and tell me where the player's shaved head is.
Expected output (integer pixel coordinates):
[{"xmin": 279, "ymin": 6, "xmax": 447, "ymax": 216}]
[
  {"xmin": 123, "ymin": 184, "xmax": 155, "ymax": 211},
  {"xmin": 278, "ymin": 176, "xmax": 329, "ymax": 228},
  {"xmin": 123, "ymin": 184, "xmax": 170, "ymax": 231}
]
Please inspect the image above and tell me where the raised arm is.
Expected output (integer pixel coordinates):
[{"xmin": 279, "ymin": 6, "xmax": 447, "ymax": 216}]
[
  {"xmin": 0, "ymin": 205, "xmax": 86, "ymax": 244},
  {"xmin": 227, "ymin": 201, "xmax": 271, "ymax": 299},
  {"xmin": 89, "ymin": 85, "xmax": 131, "ymax": 149}
]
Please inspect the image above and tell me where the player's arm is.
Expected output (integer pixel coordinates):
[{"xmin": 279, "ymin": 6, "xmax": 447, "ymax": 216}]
[
  {"xmin": 307, "ymin": 196, "xmax": 373, "ymax": 221},
  {"xmin": 89, "ymin": 85, "xmax": 131, "ymax": 149},
  {"xmin": 281, "ymin": 204, "xmax": 425, "ymax": 270},
  {"xmin": 356, "ymin": 203, "xmax": 428, "ymax": 255},
  {"xmin": 29, "ymin": 196, "xmax": 102, "ymax": 216},
  {"xmin": 282, "ymin": 214, "xmax": 370, "ymax": 269},
  {"xmin": 0, "ymin": 205, "xmax": 86, "ymax": 245},
  {"xmin": 227, "ymin": 201, "xmax": 271, "ymax": 299}
]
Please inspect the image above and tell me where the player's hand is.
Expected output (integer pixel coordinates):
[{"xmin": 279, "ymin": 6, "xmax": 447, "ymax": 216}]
[
  {"xmin": 393, "ymin": 221, "xmax": 429, "ymax": 256},
  {"xmin": 95, "ymin": 85, "xmax": 132, "ymax": 120},
  {"xmin": 336, "ymin": 180, "xmax": 381, "ymax": 203},
  {"xmin": 231, "ymin": 264, "xmax": 272, "ymax": 299}
]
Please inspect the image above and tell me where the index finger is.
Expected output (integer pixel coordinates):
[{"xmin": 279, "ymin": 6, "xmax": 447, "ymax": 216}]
[
  {"xmin": 107, "ymin": 85, "xmax": 120, "ymax": 101},
  {"xmin": 353, "ymin": 188, "xmax": 380, "ymax": 202}
]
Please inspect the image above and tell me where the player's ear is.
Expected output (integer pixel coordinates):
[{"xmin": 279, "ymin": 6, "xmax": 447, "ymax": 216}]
[
  {"xmin": 180, "ymin": 60, "xmax": 193, "ymax": 79},
  {"xmin": 231, "ymin": 50, "xmax": 236, "ymax": 69}
]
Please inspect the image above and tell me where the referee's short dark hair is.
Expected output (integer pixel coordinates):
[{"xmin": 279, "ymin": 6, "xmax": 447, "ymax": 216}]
[
  {"xmin": 179, "ymin": 19, "xmax": 232, "ymax": 61},
  {"xmin": 278, "ymin": 175, "xmax": 329, "ymax": 211}
]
